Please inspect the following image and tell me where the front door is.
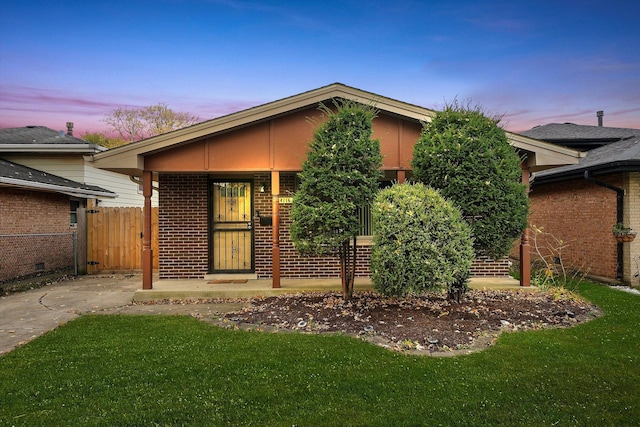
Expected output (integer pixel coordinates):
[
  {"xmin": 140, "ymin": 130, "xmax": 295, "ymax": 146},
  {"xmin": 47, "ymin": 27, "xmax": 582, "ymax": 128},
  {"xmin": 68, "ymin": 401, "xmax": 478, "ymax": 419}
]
[{"xmin": 210, "ymin": 181, "xmax": 253, "ymax": 272}]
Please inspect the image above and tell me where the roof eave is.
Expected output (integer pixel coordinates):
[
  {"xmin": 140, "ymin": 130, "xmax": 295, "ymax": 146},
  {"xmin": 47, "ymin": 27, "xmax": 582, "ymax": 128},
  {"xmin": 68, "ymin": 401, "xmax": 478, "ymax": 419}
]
[
  {"xmin": 0, "ymin": 144, "xmax": 106, "ymax": 154},
  {"xmin": 508, "ymin": 134, "xmax": 584, "ymax": 171},
  {"xmin": 532, "ymin": 160, "xmax": 640, "ymax": 185},
  {"xmin": 0, "ymin": 177, "xmax": 118, "ymax": 198},
  {"xmin": 92, "ymin": 83, "xmax": 584, "ymax": 176}
]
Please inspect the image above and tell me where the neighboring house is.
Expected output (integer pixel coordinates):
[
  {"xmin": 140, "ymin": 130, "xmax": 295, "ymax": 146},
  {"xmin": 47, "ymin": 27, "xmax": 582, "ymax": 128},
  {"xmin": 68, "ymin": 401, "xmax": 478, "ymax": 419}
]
[
  {"xmin": 92, "ymin": 83, "xmax": 582, "ymax": 290},
  {"xmin": 520, "ymin": 123, "xmax": 640, "ymax": 285},
  {"xmin": 0, "ymin": 125, "xmax": 157, "ymax": 207},
  {"xmin": 521, "ymin": 122, "xmax": 638, "ymax": 151},
  {"xmin": 0, "ymin": 158, "xmax": 115, "ymax": 281}
]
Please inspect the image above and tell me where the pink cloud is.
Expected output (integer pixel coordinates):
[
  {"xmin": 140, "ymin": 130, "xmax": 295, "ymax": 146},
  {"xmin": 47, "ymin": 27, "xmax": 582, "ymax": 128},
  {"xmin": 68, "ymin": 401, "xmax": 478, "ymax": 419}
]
[{"xmin": 0, "ymin": 84, "xmax": 263, "ymax": 135}]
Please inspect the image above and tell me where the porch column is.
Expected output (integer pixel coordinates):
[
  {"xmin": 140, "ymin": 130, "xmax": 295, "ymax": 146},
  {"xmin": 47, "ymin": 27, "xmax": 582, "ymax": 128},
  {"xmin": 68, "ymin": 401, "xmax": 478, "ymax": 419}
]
[
  {"xmin": 397, "ymin": 170, "xmax": 406, "ymax": 183},
  {"xmin": 271, "ymin": 171, "xmax": 281, "ymax": 288},
  {"xmin": 520, "ymin": 165, "xmax": 531, "ymax": 287},
  {"xmin": 142, "ymin": 170, "xmax": 153, "ymax": 290}
]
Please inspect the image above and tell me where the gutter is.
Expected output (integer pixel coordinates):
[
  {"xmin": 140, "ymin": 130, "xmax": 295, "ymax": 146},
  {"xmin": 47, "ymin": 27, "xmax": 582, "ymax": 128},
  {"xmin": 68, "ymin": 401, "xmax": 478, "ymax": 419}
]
[
  {"xmin": 532, "ymin": 160, "xmax": 640, "ymax": 186},
  {"xmin": 584, "ymin": 170, "xmax": 624, "ymax": 279},
  {"xmin": 129, "ymin": 175, "xmax": 159, "ymax": 192},
  {"xmin": 0, "ymin": 144, "xmax": 106, "ymax": 153}
]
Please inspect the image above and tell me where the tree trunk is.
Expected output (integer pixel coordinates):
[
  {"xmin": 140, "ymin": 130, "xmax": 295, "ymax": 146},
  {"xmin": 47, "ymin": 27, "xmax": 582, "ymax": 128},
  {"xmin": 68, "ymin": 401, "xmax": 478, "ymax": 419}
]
[
  {"xmin": 339, "ymin": 238, "xmax": 357, "ymax": 300},
  {"xmin": 349, "ymin": 237, "xmax": 357, "ymax": 299},
  {"xmin": 339, "ymin": 242, "xmax": 347, "ymax": 299},
  {"xmin": 339, "ymin": 239, "xmax": 358, "ymax": 300}
]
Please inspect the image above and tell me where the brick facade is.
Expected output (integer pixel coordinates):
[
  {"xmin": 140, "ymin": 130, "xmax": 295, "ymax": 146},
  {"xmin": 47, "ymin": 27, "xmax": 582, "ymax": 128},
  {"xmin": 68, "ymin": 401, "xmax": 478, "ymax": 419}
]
[
  {"xmin": 0, "ymin": 188, "xmax": 74, "ymax": 281},
  {"xmin": 158, "ymin": 175, "xmax": 209, "ymax": 279},
  {"xmin": 470, "ymin": 256, "xmax": 511, "ymax": 277},
  {"xmin": 524, "ymin": 175, "xmax": 623, "ymax": 281},
  {"xmin": 159, "ymin": 173, "xmax": 511, "ymax": 280}
]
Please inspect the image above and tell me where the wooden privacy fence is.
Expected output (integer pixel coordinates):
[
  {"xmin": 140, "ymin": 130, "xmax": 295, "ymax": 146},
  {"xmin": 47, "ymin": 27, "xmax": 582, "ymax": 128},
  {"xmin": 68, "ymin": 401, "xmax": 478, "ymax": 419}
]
[{"xmin": 87, "ymin": 207, "xmax": 159, "ymax": 273}]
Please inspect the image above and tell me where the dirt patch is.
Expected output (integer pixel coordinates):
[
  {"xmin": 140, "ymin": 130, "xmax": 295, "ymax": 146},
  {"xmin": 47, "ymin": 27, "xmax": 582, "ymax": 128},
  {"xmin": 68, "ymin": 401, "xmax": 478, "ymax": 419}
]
[{"xmin": 214, "ymin": 289, "xmax": 601, "ymax": 356}]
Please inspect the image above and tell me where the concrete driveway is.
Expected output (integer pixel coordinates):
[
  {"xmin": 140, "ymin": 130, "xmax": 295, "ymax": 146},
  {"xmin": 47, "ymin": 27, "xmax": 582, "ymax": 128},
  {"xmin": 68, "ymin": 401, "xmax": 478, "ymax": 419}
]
[{"xmin": 0, "ymin": 274, "xmax": 245, "ymax": 356}]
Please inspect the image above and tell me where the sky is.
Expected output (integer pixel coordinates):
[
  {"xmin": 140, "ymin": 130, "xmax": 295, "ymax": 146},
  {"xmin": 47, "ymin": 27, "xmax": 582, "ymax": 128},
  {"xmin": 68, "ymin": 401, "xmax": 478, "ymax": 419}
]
[{"xmin": 1, "ymin": 0, "xmax": 639, "ymax": 136}]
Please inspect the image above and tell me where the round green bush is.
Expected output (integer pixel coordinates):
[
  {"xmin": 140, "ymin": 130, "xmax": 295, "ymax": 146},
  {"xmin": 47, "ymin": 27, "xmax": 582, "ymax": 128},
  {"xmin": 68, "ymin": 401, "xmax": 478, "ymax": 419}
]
[{"xmin": 371, "ymin": 182, "xmax": 474, "ymax": 297}]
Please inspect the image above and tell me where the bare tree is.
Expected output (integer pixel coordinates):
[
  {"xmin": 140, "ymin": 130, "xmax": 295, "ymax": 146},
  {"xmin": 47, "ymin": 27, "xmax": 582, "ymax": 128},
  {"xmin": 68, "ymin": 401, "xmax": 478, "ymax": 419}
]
[
  {"xmin": 141, "ymin": 103, "xmax": 200, "ymax": 136},
  {"xmin": 104, "ymin": 107, "xmax": 146, "ymax": 142},
  {"xmin": 103, "ymin": 103, "xmax": 201, "ymax": 142}
]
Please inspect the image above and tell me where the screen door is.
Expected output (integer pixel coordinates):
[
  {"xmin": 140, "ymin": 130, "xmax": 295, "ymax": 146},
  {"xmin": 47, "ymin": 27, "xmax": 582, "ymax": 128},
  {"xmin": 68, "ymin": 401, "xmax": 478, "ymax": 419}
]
[{"xmin": 210, "ymin": 181, "xmax": 253, "ymax": 272}]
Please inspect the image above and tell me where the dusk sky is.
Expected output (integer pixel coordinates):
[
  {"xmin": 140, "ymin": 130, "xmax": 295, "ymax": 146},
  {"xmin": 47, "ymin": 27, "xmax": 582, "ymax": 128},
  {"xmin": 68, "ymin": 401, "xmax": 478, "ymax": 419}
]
[{"xmin": 1, "ymin": 0, "xmax": 639, "ymax": 136}]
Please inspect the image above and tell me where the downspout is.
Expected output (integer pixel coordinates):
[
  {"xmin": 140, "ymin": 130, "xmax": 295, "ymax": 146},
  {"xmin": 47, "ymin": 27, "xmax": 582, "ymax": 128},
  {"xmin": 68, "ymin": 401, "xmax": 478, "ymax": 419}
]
[{"xmin": 584, "ymin": 170, "xmax": 624, "ymax": 279}]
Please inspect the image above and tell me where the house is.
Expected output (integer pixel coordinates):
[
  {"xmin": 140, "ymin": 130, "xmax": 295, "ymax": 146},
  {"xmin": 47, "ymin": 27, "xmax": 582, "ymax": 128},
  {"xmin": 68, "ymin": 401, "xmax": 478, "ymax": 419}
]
[
  {"xmin": 0, "ymin": 158, "xmax": 115, "ymax": 282},
  {"xmin": 0, "ymin": 125, "xmax": 156, "ymax": 208},
  {"xmin": 92, "ymin": 83, "xmax": 582, "ymax": 290},
  {"xmin": 520, "ymin": 123, "xmax": 640, "ymax": 285},
  {"xmin": 0, "ymin": 126, "xmax": 163, "ymax": 274},
  {"xmin": 521, "ymin": 121, "xmax": 638, "ymax": 151}
]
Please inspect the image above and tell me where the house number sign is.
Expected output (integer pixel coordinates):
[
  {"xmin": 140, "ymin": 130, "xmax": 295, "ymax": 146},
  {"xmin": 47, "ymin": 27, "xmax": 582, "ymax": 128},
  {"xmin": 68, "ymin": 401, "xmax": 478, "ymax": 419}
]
[{"xmin": 278, "ymin": 197, "xmax": 293, "ymax": 204}]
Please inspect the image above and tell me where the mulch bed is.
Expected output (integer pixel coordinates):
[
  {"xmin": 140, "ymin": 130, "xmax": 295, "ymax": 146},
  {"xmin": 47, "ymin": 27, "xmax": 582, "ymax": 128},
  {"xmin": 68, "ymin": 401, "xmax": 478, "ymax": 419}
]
[{"xmin": 213, "ymin": 288, "xmax": 601, "ymax": 356}]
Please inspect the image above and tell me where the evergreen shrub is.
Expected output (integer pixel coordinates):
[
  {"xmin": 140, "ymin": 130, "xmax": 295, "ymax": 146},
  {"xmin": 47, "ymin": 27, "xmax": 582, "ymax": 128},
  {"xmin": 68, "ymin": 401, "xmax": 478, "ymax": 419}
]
[
  {"xmin": 411, "ymin": 102, "xmax": 528, "ymax": 259},
  {"xmin": 371, "ymin": 182, "xmax": 474, "ymax": 297},
  {"xmin": 291, "ymin": 99, "xmax": 382, "ymax": 299}
]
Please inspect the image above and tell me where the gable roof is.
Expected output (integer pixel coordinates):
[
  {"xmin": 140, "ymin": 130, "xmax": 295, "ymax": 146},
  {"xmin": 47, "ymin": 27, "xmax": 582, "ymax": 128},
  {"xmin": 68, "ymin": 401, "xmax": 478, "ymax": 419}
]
[
  {"xmin": 520, "ymin": 123, "xmax": 640, "ymax": 150},
  {"xmin": 93, "ymin": 83, "xmax": 582, "ymax": 176},
  {"xmin": 532, "ymin": 136, "xmax": 640, "ymax": 185},
  {"xmin": 0, "ymin": 158, "xmax": 117, "ymax": 199},
  {"xmin": 0, "ymin": 126, "xmax": 106, "ymax": 154}
]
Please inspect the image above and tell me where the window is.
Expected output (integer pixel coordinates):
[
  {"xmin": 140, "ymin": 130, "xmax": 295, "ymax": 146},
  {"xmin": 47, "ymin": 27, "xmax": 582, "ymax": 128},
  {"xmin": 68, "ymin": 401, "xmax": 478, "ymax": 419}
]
[
  {"xmin": 70, "ymin": 199, "xmax": 80, "ymax": 227},
  {"xmin": 294, "ymin": 172, "xmax": 395, "ymax": 238},
  {"xmin": 358, "ymin": 204, "xmax": 375, "ymax": 236},
  {"xmin": 358, "ymin": 180, "xmax": 393, "ymax": 237},
  {"xmin": 215, "ymin": 183, "xmax": 246, "ymax": 198}
]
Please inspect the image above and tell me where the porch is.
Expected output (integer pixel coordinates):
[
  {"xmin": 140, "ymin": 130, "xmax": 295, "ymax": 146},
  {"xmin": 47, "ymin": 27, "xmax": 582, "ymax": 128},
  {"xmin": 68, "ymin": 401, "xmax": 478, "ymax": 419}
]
[
  {"xmin": 132, "ymin": 276, "xmax": 525, "ymax": 302},
  {"xmin": 91, "ymin": 84, "xmax": 583, "ymax": 293}
]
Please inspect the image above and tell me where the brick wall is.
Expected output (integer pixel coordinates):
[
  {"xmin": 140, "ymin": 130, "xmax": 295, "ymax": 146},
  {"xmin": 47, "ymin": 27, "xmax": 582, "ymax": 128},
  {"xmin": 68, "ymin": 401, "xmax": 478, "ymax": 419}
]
[
  {"xmin": 253, "ymin": 173, "xmax": 273, "ymax": 278},
  {"xmin": 159, "ymin": 173, "xmax": 510, "ymax": 279},
  {"xmin": 254, "ymin": 173, "xmax": 371, "ymax": 279},
  {"xmin": 0, "ymin": 188, "xmax": 74, "ymax": 281},
  {"xmin": 470, "ymin": 256, "xmax": 511, "ymax": 276},
  {"xmin": 158, "ymin": 174, "xmax": 209, "ymax": 279},
  {"xmin": 523, "ymin": 176, "xmax": 621, "ymax": 280},
  {"xmin": 0, "ymin": 188, "xmax": 70, "ymax": 234}
]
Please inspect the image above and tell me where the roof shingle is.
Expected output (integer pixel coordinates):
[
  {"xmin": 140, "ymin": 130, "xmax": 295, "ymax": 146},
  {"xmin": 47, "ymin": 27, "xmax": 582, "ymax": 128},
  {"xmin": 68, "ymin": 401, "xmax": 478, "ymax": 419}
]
[{"xmin": 0, "ymin": 158, "xmax": 116, "ymax": 198}]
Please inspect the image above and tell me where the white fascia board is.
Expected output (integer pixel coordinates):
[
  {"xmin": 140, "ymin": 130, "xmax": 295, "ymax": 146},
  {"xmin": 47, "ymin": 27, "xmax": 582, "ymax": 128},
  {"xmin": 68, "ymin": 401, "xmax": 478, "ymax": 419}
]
[
  {"xmin": 507, "ymin": 134, "xmax": 584, "ymax": 166},
  {"xmin": 0, "ymin": 144, "xmax": 105, "ymax": 154}
]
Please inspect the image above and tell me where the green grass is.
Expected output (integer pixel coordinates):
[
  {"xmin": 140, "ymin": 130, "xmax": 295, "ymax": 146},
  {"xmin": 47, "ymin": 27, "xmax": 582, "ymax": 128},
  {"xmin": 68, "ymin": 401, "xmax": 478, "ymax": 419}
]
[{"xmin": 1, "ymin": 282, "xmax": 639, "ymax": 426}]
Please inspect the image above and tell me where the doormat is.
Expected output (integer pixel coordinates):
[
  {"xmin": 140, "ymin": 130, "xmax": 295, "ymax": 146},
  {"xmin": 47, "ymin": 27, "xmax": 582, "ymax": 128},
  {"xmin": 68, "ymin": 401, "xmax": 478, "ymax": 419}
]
[{"xmin": 207, "ymin": 279, "xmax": 249, "ymax": 284}]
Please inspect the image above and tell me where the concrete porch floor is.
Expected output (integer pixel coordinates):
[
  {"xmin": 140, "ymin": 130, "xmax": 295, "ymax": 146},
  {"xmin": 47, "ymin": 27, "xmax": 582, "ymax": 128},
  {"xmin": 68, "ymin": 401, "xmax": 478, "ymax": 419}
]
[{"xmin": 133, "ymin": 276, "xmax": 526, "ymax": 301}]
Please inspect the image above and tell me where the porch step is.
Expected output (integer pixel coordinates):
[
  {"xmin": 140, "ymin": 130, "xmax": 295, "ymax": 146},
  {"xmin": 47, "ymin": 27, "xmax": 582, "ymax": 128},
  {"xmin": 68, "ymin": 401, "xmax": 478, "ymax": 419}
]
[{"xmin": 132, "ymin": 277, "xmax": 528, "ymax": 302}]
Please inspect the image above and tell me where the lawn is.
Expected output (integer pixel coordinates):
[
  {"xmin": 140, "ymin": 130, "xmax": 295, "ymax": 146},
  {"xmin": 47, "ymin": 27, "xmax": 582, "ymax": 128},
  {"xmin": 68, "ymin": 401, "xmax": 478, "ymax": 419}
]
[{"xmin": 1, "ymin": 282, "xmax": 638, "ymax": 426}]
